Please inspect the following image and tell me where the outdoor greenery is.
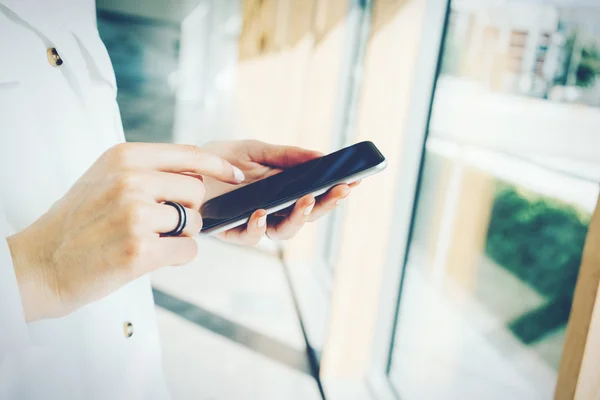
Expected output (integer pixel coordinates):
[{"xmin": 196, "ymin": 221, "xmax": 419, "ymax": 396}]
[
  {"xmin": 486, "ymin": 184, "xmax": 589, "ymax": 298},
  {"xmin": 485, "ymin": 184, "xmax": 590, "ymax": 343},
  {"xmin": 558, "ymin": 31, "xmax": 600, "ymax": 88},
  {"xmin": 577, "ymin": 44, "xmax": 600, "ymax": 88}
]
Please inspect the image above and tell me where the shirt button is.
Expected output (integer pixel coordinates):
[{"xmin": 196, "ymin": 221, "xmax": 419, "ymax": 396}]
[
  {"xmin": 123, "ymin": 322, "xmax": 134, "ymax": 338},
  {"xmin": 46, "ymin": 47, "xmax": 63, "ymax": 67}
]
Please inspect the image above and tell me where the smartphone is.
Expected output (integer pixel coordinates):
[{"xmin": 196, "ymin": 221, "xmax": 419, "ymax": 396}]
[{"xmin": 200, "ymin": 141, "xmax": 387, "ymax": 234}]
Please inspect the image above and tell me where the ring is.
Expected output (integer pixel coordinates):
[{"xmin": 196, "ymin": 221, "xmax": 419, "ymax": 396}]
[{"xmin": 163, "ymin": 201, "xmax": 187, "ymax": 237}]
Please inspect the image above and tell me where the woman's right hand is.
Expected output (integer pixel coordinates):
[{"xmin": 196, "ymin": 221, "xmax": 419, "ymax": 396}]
[{"xmin": 6, "ymin": 142, "xmax": 245, "ymax": 322}]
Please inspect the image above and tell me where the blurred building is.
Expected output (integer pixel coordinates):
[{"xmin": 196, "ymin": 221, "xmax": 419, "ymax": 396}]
[{"xmin": 447, "ymin": 1, "xmax": 600, "ymax": 105}]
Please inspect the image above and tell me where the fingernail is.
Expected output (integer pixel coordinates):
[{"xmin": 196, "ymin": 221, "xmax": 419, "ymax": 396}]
[
  {"xmin": 304, "ymin": 202, "xmax": 315, "ymax": 216},
  {"xmin": 233, "ymin": 166, "xmax": 245, "ymax": 183},
  {"xmin": 258, "ymin": 215, "xmax": 267, "ymax": 228},
  {"xmin": 336, "ymin": 198, "xmax": 347, "ymax": 206}
]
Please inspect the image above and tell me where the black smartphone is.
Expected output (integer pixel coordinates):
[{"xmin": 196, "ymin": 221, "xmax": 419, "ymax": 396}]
[{"xmin": 200, "ymin": 141, "xmax": 387, "ymax": 234}]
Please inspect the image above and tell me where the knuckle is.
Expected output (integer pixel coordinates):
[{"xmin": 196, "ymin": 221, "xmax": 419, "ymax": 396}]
[
  {"xmin": 247, "ymin": 139, "xmax": 262, "ymax": 147},
  {"xmin": 123, "ymin": 200, "xmax": 147, "ymax": 231},
  {"xmin": 219, "ymin": 157, "xmax": 232, "ymax": 172},
  {"xmin": 183, "ymin": 145, "xmax": 228, "ymax": 174},
  {"xmin": 121, "ymin": 236, "xmax": 142, "ymax": 267},
  {"xmin": 109, "ymin": 142, "xmax": 135, "ymax": 166},
  {"xmin": 182, "ymin": 144, "xmax": 202, "ymax": 157},
  {"xmin": 113, "ymin": 172, "xmax": 139, "ymax": 195}
]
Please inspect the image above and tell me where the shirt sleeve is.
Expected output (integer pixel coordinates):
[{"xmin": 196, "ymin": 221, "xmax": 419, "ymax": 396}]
[{"xmin": 0, "ymin": 207, "xmax": 83, "ymax": 399}]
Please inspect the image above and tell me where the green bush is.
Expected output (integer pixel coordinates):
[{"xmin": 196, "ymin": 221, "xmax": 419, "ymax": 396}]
[
  {"xmin": 485, "ymin": 184, "xmax": 589, "ymax": 299},
  {"xmin": 485, "ymin": 184, "xmax": 590, "ymax": 344},
  {"xmin": 577, "ymin": 45, "xmax": 600, "ymax": 88}
]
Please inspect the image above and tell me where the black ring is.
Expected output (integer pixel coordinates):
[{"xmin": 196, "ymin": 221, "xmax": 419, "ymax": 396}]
[{"xmin": 163, "ymin": 201, "xmax": 187, "ymax": 236}]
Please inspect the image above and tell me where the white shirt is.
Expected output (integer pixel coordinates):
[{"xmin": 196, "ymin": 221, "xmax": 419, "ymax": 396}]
[{"xmin": 0, "ymin": 1, "xmax": 170, "ymax": 398}]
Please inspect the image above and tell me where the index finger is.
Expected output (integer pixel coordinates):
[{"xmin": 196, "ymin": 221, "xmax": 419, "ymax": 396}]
[
  {"xmin": 109, "ymin": 143, "xmax": 245, "ymax": 184},
  {"xmin": 246, "ymin": 141, "xmax": 323, "ymax": 168}
]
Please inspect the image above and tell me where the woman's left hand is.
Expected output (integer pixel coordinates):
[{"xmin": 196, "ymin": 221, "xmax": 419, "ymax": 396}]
[{"xmin": 201, "ymin": 140, "xmax": 358, "ymax": 245}]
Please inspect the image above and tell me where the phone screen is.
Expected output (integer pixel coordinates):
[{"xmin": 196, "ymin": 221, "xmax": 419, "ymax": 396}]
[{"xmin": 200, "ymin": 141, "xmax": 385, "ymax": 232}]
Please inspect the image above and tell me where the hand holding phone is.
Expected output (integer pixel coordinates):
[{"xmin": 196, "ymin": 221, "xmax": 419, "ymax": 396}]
[{"xmin": 200, "ymin": 141, "xmax": 387, "ymax": 234}]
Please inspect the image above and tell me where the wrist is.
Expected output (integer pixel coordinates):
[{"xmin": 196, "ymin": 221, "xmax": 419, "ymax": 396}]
[{"xmin": 7, "ymin": 231, "xmax": 57, "ymax": 322}]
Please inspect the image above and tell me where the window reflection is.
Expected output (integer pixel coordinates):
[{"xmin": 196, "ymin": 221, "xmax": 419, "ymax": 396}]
[
  {"xmin": 431, "ymin": 3, "xmax": 600, "ymax": 179},
  {"xmin": 390, "ymin": 144, "xmax": 597, "ymax": 399},
  {"xmin": 97, "ymin": 11, "xmax": 181, "ymax": 143},
  {"xmin": 388, "ymin": 1, "xmax": 600, "ymax": 399},
  {"xmin": 441, "ymin": 2, "xmax": 600, "ymax": 106}
]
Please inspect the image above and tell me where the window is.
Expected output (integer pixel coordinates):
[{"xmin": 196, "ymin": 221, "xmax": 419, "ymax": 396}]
[
  {"xmin": 387, "ymin": 2, "xmax": 600, "ymax": 399},
  {"xmin": 320, "ymin": 0, "xmax": 373, "ymax": 276},
  {"xmin": 97, "ymin": 10, "xmax": 181, "ymax": 143}
]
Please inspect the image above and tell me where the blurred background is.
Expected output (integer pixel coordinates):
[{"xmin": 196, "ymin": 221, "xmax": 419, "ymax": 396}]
[{"xmin": 95, "ymin": 0, "xmax": 600, "ymax": 399}]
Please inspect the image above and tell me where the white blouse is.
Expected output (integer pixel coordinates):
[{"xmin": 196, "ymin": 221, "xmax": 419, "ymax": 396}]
[{"xmin": 0, "ymin": 1, "xmax": 170, "ymax": 398}]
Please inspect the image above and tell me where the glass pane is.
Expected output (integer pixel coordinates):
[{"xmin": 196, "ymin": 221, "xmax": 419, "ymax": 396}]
[
  {"xmin": 98, "ymin": 12, "xmax": 181, "ymax": 143},
  {"xmin": 388, "ymin": 1, "xmax": 600, "ymax": 399},
  {"xmin": 431, "ymin": 2, "xmax": 600, "ymax": 180}
]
